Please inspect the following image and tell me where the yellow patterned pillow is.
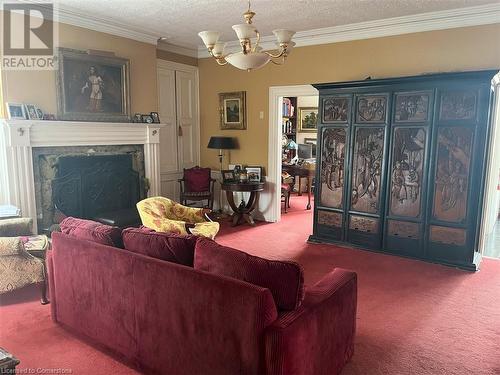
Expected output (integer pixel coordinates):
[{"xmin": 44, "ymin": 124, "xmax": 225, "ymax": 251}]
[{"xmin": 189, "ymin": 222, "xmax": 220, "ymax": 239}]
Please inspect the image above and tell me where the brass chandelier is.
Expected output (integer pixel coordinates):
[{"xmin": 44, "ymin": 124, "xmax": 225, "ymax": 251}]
[{"xmin": 198, "ymin": 1, "xmax": 296, "ymax": 71}]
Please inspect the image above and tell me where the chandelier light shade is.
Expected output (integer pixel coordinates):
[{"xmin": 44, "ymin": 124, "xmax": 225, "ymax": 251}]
[{"xmin": 198, "ymin": 1, "xmax": 295, "ymax": 71}]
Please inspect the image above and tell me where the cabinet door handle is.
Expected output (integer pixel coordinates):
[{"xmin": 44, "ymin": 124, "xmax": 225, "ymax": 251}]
[{"xmin": 178, "ymin": 125, "xmax": 183, "ymax": 136}]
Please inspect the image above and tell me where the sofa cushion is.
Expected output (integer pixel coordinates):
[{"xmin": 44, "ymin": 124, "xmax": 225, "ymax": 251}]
[
  {"xmin": 194, "ymin": 238, "xmax": 305, "ymax": 310},
  {"xmin": 184, "ymin": 167, "xmax": 211, "ymax": 192},
  {"xmin": 0, "ymin": 237, "xmax": 25, "ymax": 256},
  {"xmin": 60, "ymin": 217, "xmax": 123, "ymax": 248},
  {"xmin": 122, "ymin": 226, "xmax": 197, "ymax": 266}
]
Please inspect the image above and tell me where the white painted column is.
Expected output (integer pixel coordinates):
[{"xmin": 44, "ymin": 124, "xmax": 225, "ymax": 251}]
[
  {"xmin": 3, "ymin": 121, "xmax": 37, "ymax": 232},
  {"xmin": 144, "ymin": 124, "xmax": 162, "ymax": 197}
]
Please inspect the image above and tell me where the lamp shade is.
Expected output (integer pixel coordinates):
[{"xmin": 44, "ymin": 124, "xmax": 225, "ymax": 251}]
[{"xmin": 207, "ymin": 136, "xmax": 236, "ymax": 150}]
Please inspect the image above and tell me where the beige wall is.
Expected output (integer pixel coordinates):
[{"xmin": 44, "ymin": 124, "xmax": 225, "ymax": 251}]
[
  {"xmin": 1, "ymin": 12, "xmax": 158, "ymax": 117},
  {"xmin": 156, "ymin": 49, "xmax": 198, "ymax": 66},
  {"xmin": 199, "ymin": 24, "xmax": 500, "ymax": 171}
]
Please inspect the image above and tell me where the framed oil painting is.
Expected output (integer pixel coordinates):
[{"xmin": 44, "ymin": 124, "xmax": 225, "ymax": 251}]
[
  {"xmin": 56, "ymin": 48, "xmax": 131, "ymax": 122},
  {"xmin": 298, "ymin": 107, "xmax": 318, "ymax": 133},
  {"xmin": 219, "ymin": 91, "xmax": 246, "ymax": 130}
]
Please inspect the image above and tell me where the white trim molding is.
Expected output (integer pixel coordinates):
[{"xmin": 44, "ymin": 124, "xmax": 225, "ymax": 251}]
[
  {"xmin": 198, "ymin": 3, "xmax": 500, "ymax": 58},
  {"xmin": 267, "ymin": 85, "xmax": 318, "ymax": 223},
  {"xmin": 0, "ymin": 119, "xmax": 164, "ymax": 232}
]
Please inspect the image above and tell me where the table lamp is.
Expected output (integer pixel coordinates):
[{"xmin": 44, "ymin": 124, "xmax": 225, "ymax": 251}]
[{"xmin": 207, "ymin": 136, "xmax": 237, "ymax": 171}]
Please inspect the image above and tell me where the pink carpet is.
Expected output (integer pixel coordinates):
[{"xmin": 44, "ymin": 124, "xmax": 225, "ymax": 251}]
[{"xmin": 2, "ymin": 195, "xmax": 500, "ymax": 374}]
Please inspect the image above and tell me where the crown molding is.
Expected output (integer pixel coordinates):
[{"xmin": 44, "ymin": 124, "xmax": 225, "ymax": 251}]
[
  {"xmin": 197, "ymin": 3, "xmax": 500, "ymax": 58},
  {"xmin": 5, "ymin": 1, "xmax": 162, "ymax": 45},
  {"xmin": 55, "ymin": 6, "xmax": 162, "ymax": 45}
]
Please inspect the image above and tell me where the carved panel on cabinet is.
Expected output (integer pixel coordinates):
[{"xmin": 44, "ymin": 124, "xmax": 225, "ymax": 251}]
[
  {"xmin": 394, "ymin": 92, "xmax": 430, "ymax": 122},
  {"xmin": 322, "ymin": 97, "xmax": 350, "ymax": 123},
  {"xmin": 389, "ymin": 127, "xmax": 426, "ymax": 217},
  {"xmin": 356, "ymin": 95, "xmax": 388, "ymax": 123},
  {"xmin": 433, "ymin": 127, "xmax": 473, "ymax": 223},
  {"xmin": 430, "ymin": 225, "xmax": 466, "ymax": 246},
  {"xmin": 351, "ymin": 127, "xmax": 385, "ymax": 214},
  {"xmin": 349, "ymin": 215, "xmax": 379, "ymax": 233},
  {"xmin": 320, "ymin": 128, "xmax": 346, "ymax": 208},
  {"xmin": 387, "ymin": 220, "xmax": 419, "ymax": 239},
  {"xmin": 317, "ymin": 210, "xmax": 342, "ymax": 228},
  {"xmin": 439, "ymin": 90, "xmax": 477, "ymax": 121}
]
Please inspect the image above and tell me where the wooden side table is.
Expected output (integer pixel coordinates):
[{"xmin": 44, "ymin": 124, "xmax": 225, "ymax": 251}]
[
  {"xmin": 24, "ymin": 235, "xmax": 50, "ymax": 305},
  {"xmin": 221, "ymin": 182, "xmax": 265, "ymax": 226}
]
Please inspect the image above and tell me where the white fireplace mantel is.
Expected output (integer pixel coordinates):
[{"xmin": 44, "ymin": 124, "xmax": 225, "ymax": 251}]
[{"xmin": 0, "ymin": 119, "xmax": 164, "ymax": 233}]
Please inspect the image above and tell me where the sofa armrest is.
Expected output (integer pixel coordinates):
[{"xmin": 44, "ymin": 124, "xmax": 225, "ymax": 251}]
[{"xmin": 264, "ymin": 268, "xmax": 357, "ymax": 375}]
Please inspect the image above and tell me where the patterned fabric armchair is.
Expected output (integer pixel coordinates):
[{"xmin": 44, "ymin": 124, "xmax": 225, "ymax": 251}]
[
  {"xmin": 0, "ymin": 218, "xmax": 47, "ymax": 303},
  {"xmin": 137, "ymin": 197, "xmax": 220, "ymax": 239}
]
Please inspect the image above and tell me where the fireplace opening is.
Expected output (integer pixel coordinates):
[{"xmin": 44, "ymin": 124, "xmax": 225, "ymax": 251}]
[{"xmin": 33, "ymin": 146, "xmax": 146, "ymax": 233}]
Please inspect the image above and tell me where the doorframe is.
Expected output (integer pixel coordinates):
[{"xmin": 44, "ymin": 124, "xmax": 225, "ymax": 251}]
[
  {"xmin": 478, "ymin": 72, "xmax": 500, "ymax": 254},
  {"xmin": 267, "ymin": 85, "xmax": 318, "ymax": 222}
]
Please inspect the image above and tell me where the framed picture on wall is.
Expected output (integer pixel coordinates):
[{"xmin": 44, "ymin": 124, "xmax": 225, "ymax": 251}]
[
  {"xmin": 56, "ymin": 48, "xmax": 131, "ymax": 122},
  {"xmin": 219, "ymin": 91, "xmax": 247, "ymax": 130},
  {"xmin": 298, "ymin": 107, "xmax": 318, "ymax": 133}
]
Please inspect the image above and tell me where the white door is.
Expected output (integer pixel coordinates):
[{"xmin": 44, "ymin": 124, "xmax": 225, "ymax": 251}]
[
  {"xmin": 176, "ymin": 70, "xmax": 199, "ymax": 170},
  {"xmin": 157, "ymin": 61, "xmax": 200, "ymax": 200}
]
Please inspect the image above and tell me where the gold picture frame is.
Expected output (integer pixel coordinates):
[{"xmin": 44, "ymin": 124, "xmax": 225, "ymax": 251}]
[
  {"xmin": 298, "ymin": 107, "xmax": 318, "ymax": 133},
  {"xmin": 219, "ymin": 91, "xmax": 247, "ymax": 130}
]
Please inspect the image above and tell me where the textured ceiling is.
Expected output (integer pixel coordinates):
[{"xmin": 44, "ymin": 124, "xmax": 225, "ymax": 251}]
[{"xmin": 54, "ymin": 0, "xmax": 497, "ymax": 48}]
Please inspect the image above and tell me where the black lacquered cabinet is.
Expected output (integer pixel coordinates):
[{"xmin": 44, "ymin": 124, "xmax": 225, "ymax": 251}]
[{"xmin": 309, "ymin": 71, "xmax": 497, "ymax": 270}]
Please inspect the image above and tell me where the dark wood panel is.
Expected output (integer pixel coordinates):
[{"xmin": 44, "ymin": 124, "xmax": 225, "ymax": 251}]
[
  {"xmin": 432, "ymin": 127, "xmax": 473, "ymax": 223},
  {"xmin": 430, "ymin": 225, "xmax": 467, "ymax": 246},
  {"xmin": 389, "ymin": 127, "xmax": 426, "ymax": 218},
  {"xmin": 355, "ymin": 94, "xmax": 388, "ymax": 124},
  {"xmin": 439, "ymin": 90, "xmax": 477, "ymax": 121},
  {"xmin": 317, "ymin": 210, "xmax": 342, "ymax": 227},
  {"xmin": 350, "ymin": 127, "xmax": 385, "ymax": 214},
  {"xmin": 319, "ymin": 128, "xmax": 346, "ymax": 208},
  {"xmin": 394, "ymin": 91, "xmax": 431, "ymax": 123},
  {"xmin": 322, "ymin": 96, "xmax": 350, "ymax": 123}
]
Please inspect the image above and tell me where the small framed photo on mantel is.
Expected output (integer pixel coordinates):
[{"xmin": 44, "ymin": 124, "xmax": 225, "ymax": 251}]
[{"xmin": 219, "ymin": 91, "xmax": 247, "ymax": 130}]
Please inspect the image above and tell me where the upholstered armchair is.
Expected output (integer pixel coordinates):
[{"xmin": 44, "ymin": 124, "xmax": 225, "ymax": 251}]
[
  {"xmin": 0, "ymin": 218, "xmax": 48, "ymax": 304},
  {"xmin": 137, "ymin": 197, "xmax": 220, "ymax": 239},
  {"xmin": 178, "ymin": 166, "xmax": 215, "ymax": 209}
]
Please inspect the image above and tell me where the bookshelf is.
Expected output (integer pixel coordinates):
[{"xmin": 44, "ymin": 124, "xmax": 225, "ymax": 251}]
[
  {"xmin": 282, "ymin": 97, "xmax": 297, "ymax": 141},
  {"xmin": 282, "ymin": 96, "xmax": 297, "ymax": 162}
]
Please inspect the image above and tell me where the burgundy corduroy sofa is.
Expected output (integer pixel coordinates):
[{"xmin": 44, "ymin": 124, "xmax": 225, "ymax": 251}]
[{"xmin": 47, "ymin": 217, "xmax": 357, "ymax": 375}]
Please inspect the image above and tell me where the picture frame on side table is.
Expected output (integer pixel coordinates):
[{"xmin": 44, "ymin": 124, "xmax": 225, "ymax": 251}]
[
  {"xmin": 6, "ymin": 103, "xmax": 26, "ymax": 119},
  {"xmin": 219, "ymin": 91, "xmax": 247, "ymax": 130},
  {"xmin": 245, "ymin": 166, "xmax": 262, "ymax": 182},
  {"xmin": 222, "ymin": 170, "xmax": 236, "ymax": 183},
  {"xmin": 56, "ymin": 48, "xmax": 131, "ymax": 122}
]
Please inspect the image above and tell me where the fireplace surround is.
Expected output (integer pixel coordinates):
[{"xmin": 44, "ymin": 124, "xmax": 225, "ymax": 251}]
[{"xmin": 1, "ymin": 119, "xmax": 163, "ymax": 233}]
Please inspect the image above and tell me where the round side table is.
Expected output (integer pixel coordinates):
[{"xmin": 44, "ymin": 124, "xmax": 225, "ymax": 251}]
[{"xmin": 221, "ymin": 182, "xmax": 264, "ymax": 227}]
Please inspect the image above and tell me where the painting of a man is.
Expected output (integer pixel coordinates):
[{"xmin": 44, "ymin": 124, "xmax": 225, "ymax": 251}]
[
  {"xmin": 57, "ymin": 48, "xmax": 130, "ymax": 122},
  {"xmin": 81, "ymin": 66, "xmax": 104, "ymax": 112}
]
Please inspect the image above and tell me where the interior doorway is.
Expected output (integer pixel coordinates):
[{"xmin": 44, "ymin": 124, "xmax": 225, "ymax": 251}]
[
  {"xmin": 479, "ymin": 72, "xmax": 500, "ymax": 259},
  {"xmin": 268, "ymin": 85, "xmax": 318, "ymax": 223}
]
